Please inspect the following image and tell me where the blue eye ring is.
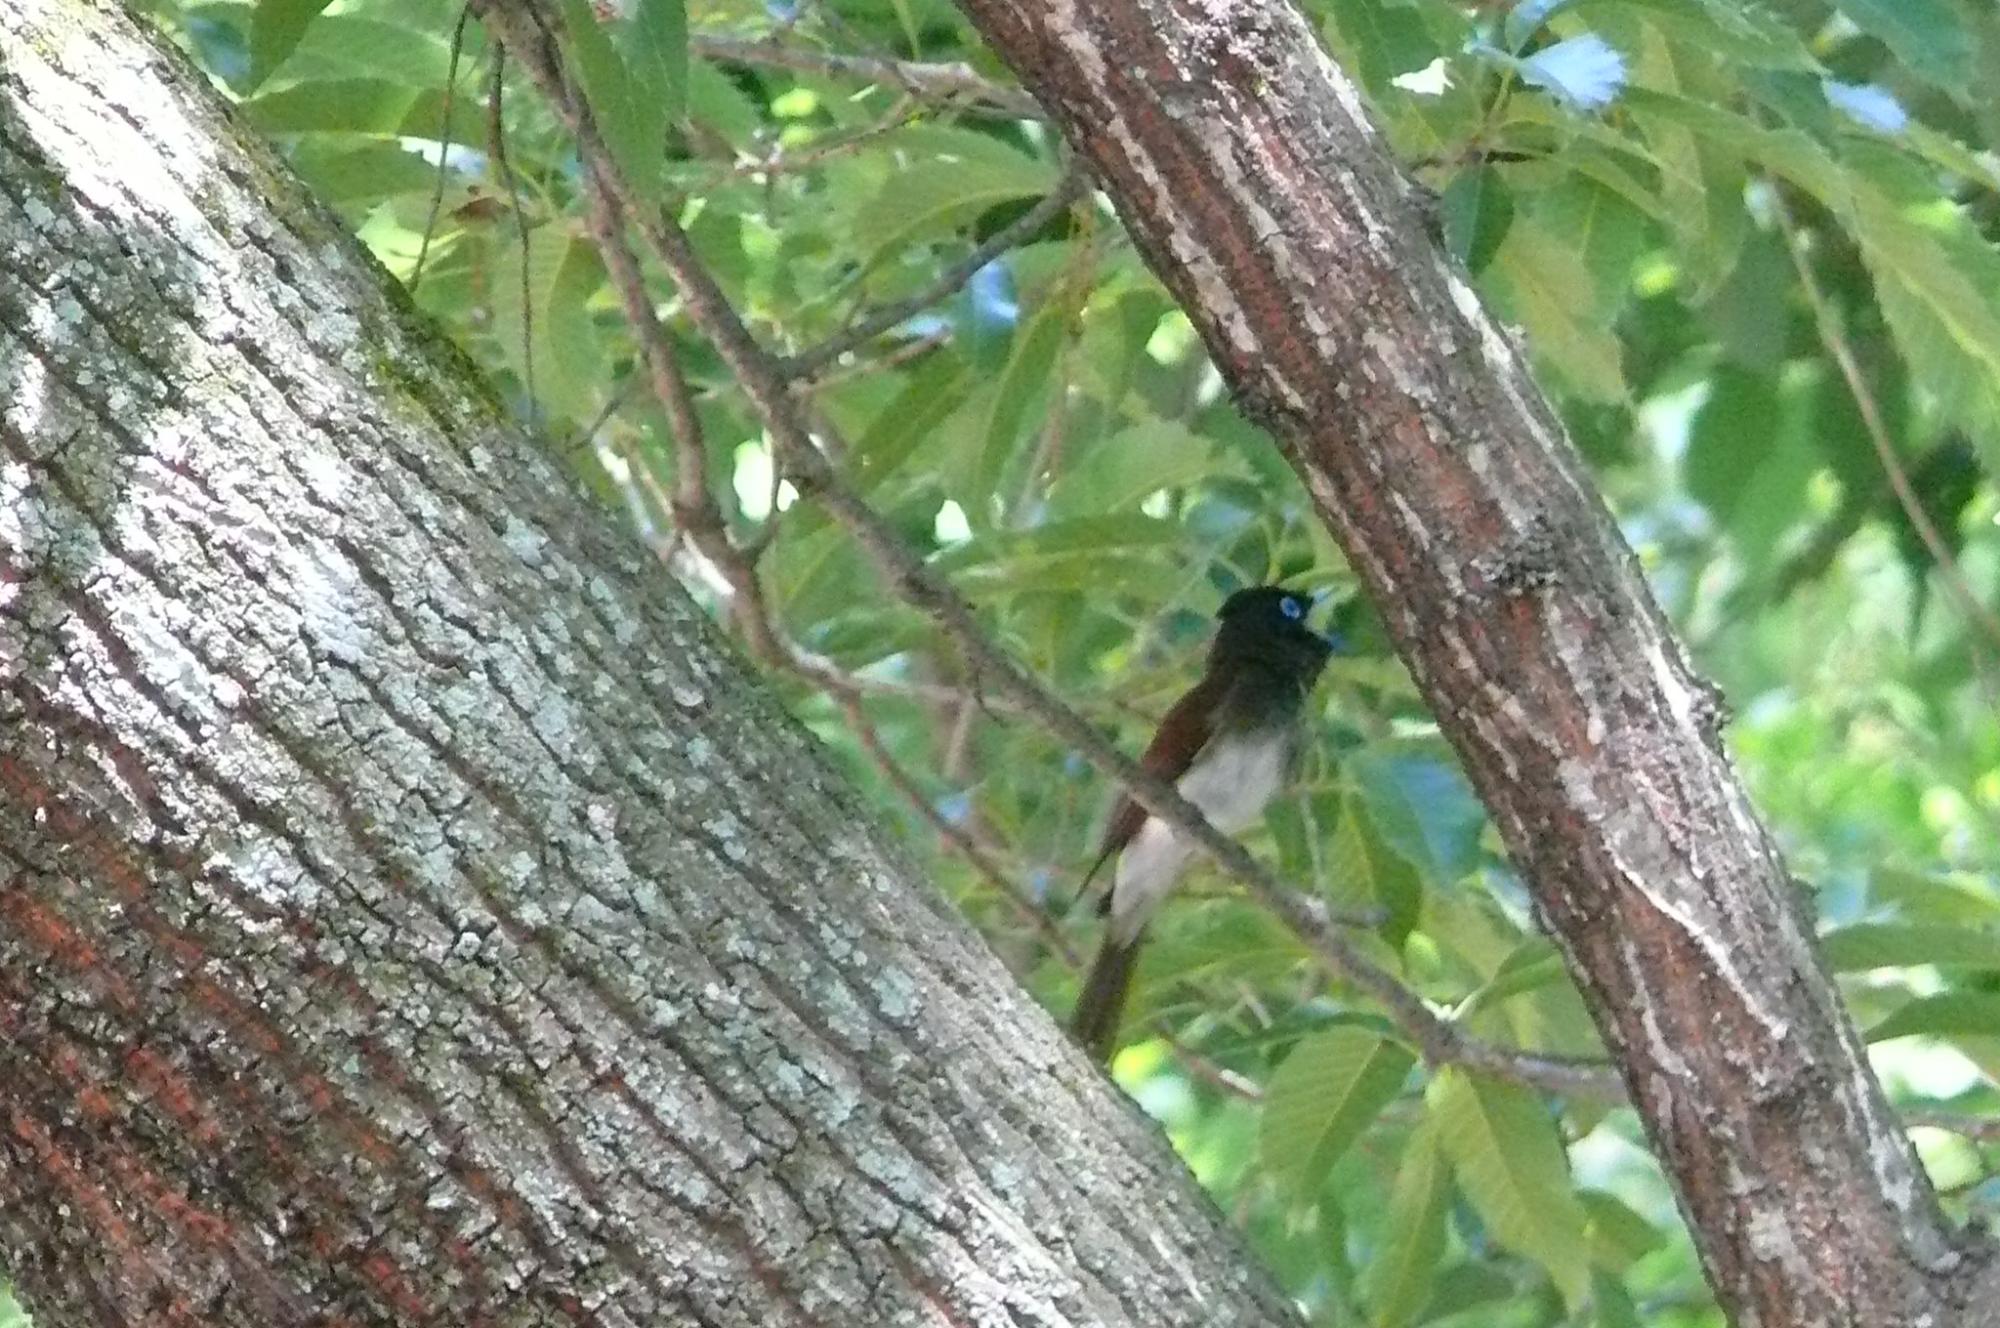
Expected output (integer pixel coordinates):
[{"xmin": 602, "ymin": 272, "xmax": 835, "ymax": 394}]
[{"xmin": 1280, "ymin": 595, "xmax": 1304, "ymax": 621}]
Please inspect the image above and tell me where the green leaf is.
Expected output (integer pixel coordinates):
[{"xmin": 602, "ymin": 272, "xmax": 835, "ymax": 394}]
[
  {"xmin": 1866, "ymin": 992, "xmax": 2000, "ymax": 1042},
  {"xmin": 686, "ymin": 59, "xmax": 763, "ymax": 148},
  {"xmin": 1441, "ymin": 167, "xmax": 1514, "ymax": 276},
  {"xmin": 974, "ymin": 292, "xmax": 1073, "ymax": 507},
  {"xmin": 628, "ymin": 0, "xmax": 689, "ymax": 124},
  {"xmin": 1320, "ymin": 0, "xmax": 1440, "ymax": 98},
  {"xmin": 1824, "ymin": 923, "xmax": 2000, "ymax": 971},
  {"xmin": 1260, "ymin": 1027, "xmax": 1415, "ymax": 1195},
  {"xmin": 560, "ymin": 0, "xmax": 665, "ymax": 202},
  {"xmin": 1349, "ymin": 743, "xmax": 1485, "ymax": 887},
  {"xmin": 1055, "ymin": 419, "xmax": 1227, "ymax": 514},
  {"xmin": 1592, "ymin": 1268, "xmax": 1642, "ymax": 1327},
  {"xmin": 1599, "ymin": 0, "xmax": 1817, "ymax": 70},
  {"xmin": 1429, "ymin": 1068, "xmax": 1591, "ymax": 1308},
  {"xmin": 1459, "ymin": 937, "xmax": 1566, "ymax": 1018},
  {"xmin": 489, "ymin": 227, "xmax": 607, "ymax": 420},
  {"xmin": 1486, "ymin": 216, "xmax": 1626, "ymax": 400},
  {"xmin": 1361, "ymin": 1115, "xmax": 1452, "ymax": 1327},
  {"xmin": 1326, "ymin": 794, "xmax": 1423, "ymax": 946},
  {"xmin": 1684, "ymin": 365, "xmax": 1818, "ymax": 572},
  {"xmin": 850, "ymin": 354, "xmax": 971, "ymax": 492},
  {"xmin": 1833, "ymin": 0, "xmax": 1973, "ymax": 90},
  {"xmin": 852, "ymin": 158, "xmax": 1057, "ymax": 268},
  {"xmin": 1583, "ymin": 1190, "xmax": 1666, "ymax": 1270},
  {"xmin": 249, "ymin": 0, "xmax": 335, "ymax": 88},
  {"xmin": 276, "ymin": 14, "xmax": 454, "ymax": 89},
  {"xmin": 1529, "ymin": 172, "xmax": 1648, "ymax": 318},
  {"xmin": 242, "ymin": 77, "xmax": 418, "ymax": 134}
]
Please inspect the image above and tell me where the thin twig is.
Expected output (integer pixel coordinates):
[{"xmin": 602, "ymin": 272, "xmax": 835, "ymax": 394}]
[
  {"xmin": 710, "ymin": 96, "xmax": 921, "ymax": 185},
  {"xmin": 413, "ymin": 4, "xmax": 476, "ymax": 291},
  {"xmin": 487, "ymin": 46, "xmax": 537, "ymax": 418},
  {"xmin": 1775, "ymin": 193, "xmax": 2000, "ymax": 702},
  {"xmin": 1903, "ymin": 1110, "xmax": 2000, "ymax": 1143},
  {"xmin": 783, "ymin": 165, "xmax": 1089, "ymax": 380},
  {"xmin": 691, "ymin": 32, "xmax": 1042, "ymax": 119}
]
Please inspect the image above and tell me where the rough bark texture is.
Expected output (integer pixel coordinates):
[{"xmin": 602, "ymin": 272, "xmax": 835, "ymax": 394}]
[
  {"xmin": 0, "ymin": 4, "xmax": 1302, "ymax": 1325},
  {"xmin": 947, "ymin": 2, "xmax": 1995, "ymax": 1325}
]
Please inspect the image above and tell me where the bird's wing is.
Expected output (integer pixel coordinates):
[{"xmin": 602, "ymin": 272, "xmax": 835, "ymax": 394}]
[{"xmin": 1077, "ymin": 673, "xmax": 1224, "ymax": 896}]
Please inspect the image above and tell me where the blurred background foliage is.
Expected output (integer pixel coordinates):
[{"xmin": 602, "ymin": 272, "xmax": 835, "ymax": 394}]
[{"xmin": 106, "ymin": 0, "xmax": 2000, "ymax": 1321}]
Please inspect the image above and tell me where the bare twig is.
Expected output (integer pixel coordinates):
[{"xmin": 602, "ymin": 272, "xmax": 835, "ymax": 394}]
[
  {"xmin": 711, "ymin": 96, "xmax": 921, "ymax": 184},
  {"xmin": 784, "ymin": 165, "xmax": 1090, "ymax": 380},
  {"xmin": 691, "ymin": 32, "xmax": 1042, "ymax": 119},
  {"xmin": 1775, "ymin": 193, "xmax": 2000, "ymax": 701},
  {"xmin": 487, "ymin": 47, "xmax": 537, "ymax": 416},
  {"xmin": 1903, "ymin": 1110, "xmax": 2000, "ymax": 1144}
]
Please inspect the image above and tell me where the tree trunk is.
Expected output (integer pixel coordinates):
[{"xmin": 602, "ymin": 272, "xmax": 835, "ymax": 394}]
[
  {"xmin": 948, "ymin": 2, "xmax": 1996, "ymax": 1325},
  {"xmin": 0, "ymin": 3, "xmax": 1300, "ymax": 1324}
]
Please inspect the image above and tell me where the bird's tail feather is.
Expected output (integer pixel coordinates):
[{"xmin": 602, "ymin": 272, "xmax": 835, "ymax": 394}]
[{"xmin": 1071, "ymin": 931, "xmax": 1142, "ymax": 1062}]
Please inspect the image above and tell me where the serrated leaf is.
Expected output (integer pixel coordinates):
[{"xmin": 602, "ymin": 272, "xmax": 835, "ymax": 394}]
[
  {"xmin": 1349, "ymin": 744, "xmax": 1484, "ymax": 887},
  {"xmin": 249, "ymin": 0, "xmax": 335, "ymax": 88},
  {"xmin": 560, "ymin": 0, "xmax": 665, "ymax": 202},
  {"xmin": 1260, "ymin": 1028, "xmax": 1414, "ymax": 1195},
  {"xmin": 1867, "ymin": 992, "xmax": 2000, "ymax": 1042},
  {"xmin": 1429, "ymin": 1068, "xmax": 1591, "ymax": 1308},
  {"xmin": 1362, "ymin": 1115, "xmax": 1452, "ymax": 1327},
  {"xmin": 1486, "ymin": 217, "xmax": 1626, "ymax": 400},
  {"xmin": 1824, "ymin": 923, "xmax": 2000, "ymax": 971},
  {"xmin": 1833, "ymin": 0, "xmax": 1972, "ymax": 91}
]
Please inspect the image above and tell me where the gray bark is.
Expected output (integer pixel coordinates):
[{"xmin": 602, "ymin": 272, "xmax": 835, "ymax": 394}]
[
  {"xmin": 0, "ymin": 3, "xmax": 1297, "ymax": 1324},
  {"xmin": 947, "ymin": 1, "xmax": 1997, "ymax": 1325}
]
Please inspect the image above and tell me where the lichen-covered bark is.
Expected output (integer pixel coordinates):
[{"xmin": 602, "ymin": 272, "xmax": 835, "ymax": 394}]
[
  {"xmin": 948, "ymin": 1, "xmax": 1994, "ymax": 1324},
  {"xmin": 0, "ymin": 4, "xmax": 1302, "ymax": 1325}
]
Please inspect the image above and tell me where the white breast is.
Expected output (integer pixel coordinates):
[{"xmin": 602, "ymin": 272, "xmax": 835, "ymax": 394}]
[{"xmin": 1106, "ymin": 731, "xmax": 1290, "ymax": 944}]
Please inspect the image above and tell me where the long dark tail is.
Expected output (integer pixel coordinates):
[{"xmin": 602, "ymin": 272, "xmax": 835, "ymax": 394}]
[{"xmin": 1071, "ymin": 930, "xmax": 1143, "ymax": 1062}]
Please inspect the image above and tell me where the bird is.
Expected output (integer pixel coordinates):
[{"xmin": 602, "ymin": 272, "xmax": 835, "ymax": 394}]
[{"xmin": 1070, "ymin": 585, "xmax": 1336, "ymax": 1061}]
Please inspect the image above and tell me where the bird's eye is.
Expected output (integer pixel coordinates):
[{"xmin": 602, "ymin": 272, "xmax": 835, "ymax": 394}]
[{"xmin": 1280, "ymin": 596, "xmax": 1304, "ymax": 621}]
